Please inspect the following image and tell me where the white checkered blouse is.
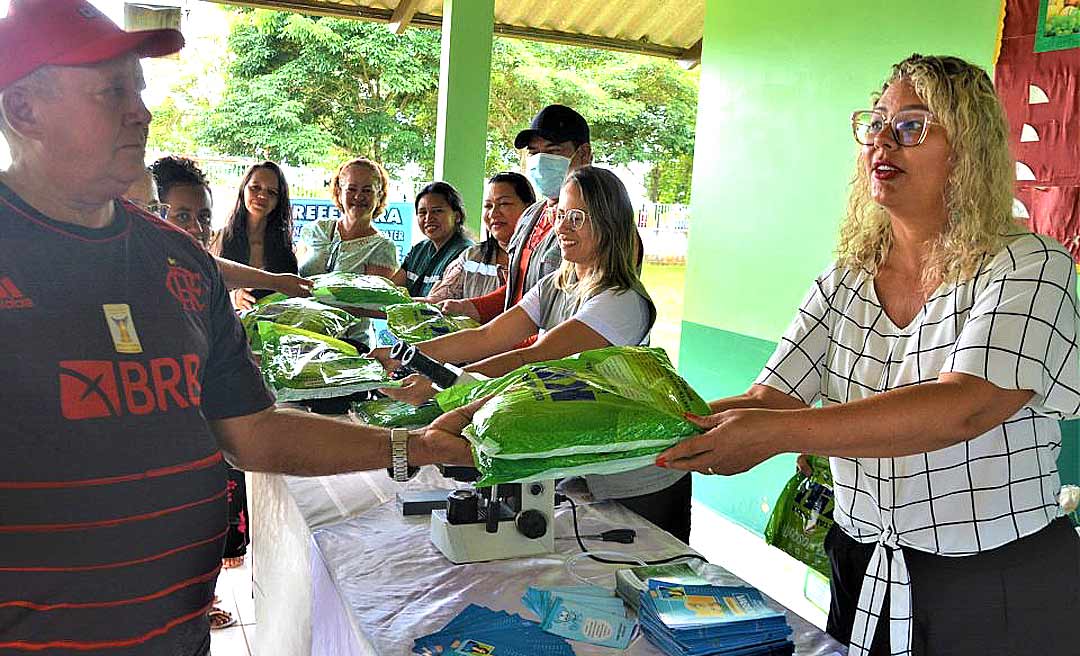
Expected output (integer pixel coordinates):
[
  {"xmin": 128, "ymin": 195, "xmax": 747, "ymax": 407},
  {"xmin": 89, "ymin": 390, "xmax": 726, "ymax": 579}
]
[{"xmin": 756, "ymin": 232, "xmax": 1080, "ymax": 655}]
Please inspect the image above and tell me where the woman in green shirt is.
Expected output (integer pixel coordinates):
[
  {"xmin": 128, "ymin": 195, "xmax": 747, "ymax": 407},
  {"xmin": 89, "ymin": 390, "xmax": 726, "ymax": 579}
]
[{"xmin": 390, "ymin": 181, "xmax": 474, "ymax": 297}]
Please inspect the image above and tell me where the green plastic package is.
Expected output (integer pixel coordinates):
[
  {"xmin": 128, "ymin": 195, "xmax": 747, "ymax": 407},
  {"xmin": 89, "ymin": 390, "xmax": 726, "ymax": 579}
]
[
  {"xmin": 434, "ymin": 346, "xmax": 710, "ymax": 486},
  {"xmin": 351, "ymin": 397, "xmax": 443, "ymax": 428},
  {"xmin": 240, "ymin": 296, "xmax": 360, "ymax": 353},
  {"xmin": 384, "ymin": 302, "xmax": 480, "ymax": 342},
  {"xmin": 257, "ymin": 322, "xmax": 399, "ymax": 402},
  {"xmin": 763, "ymin": 456, "xmax": 835, "ymax": 577},
  {"xmin": 309, "ymin": 272, "xmax": 411, "ymax": 310}
]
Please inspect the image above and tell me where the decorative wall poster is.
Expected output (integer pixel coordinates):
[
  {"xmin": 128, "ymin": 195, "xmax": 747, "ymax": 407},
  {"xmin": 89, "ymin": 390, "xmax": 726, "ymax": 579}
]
[
  {"xmin": 1036, "ymin": 0, "xmax": 1080, "ymax": 53},
  {"xmin": 997, "ymin": 0, "xmax": 1080, "ymax": 261}
]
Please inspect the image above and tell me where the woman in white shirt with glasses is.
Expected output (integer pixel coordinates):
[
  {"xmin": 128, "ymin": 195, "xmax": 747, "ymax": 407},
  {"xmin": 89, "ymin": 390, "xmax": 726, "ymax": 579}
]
[
  {"xmin": 374, "ymin": 166, "xmax": 694, "ymax": 542},
  {"xmin": 657, "ymin": 54, "xmax": 1080, "ymax": 655}
]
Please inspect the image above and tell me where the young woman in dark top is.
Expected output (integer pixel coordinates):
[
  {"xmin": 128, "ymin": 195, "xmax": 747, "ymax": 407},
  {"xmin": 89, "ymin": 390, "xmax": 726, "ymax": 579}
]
[{"xmin": 212, "ymin": 161, "xmax": 298, "ymax": 309}]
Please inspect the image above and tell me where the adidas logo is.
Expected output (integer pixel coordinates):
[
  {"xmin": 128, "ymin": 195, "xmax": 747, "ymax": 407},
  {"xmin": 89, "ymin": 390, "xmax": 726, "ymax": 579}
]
[{"xmin": 0, "ymin": 276, "xmax": 34, "ymax": 309}]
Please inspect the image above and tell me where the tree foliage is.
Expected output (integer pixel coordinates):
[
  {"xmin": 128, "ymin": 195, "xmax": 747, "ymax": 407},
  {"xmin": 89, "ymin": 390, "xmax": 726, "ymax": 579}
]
[
  {"xmin": 197, "ymin": 9, "xmax": 440, "ymax": 173},
  {"xmin": 486, "ymin": 39, "xmax": 699, "ymax": 201},
  {"xmin": 159, "ymin": 8, "xmax": 698, "ymax": 200}
]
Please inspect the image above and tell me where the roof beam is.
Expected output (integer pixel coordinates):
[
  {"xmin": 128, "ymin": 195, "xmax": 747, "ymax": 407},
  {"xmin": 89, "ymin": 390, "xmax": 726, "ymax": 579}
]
[
  {"xmin": 387, "ymin": 0, "xmax": 421, "ymax": 34},
  {"xmin": 677, "ymin": 39, "xmax": 702, "ymax": 70},
  {"xmin": 210, "ymin": 0, "xmax": 690, "ymax": 60}
]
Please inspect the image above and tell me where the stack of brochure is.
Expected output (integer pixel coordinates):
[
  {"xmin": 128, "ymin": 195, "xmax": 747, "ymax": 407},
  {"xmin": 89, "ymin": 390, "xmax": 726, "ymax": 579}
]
[
  {"xmin": 522, "ymin": 585, "xmax": 635, "ymax": 649},
  {"xmin": 412, "ymin": 604, "xmax": 574, "ymax": 656},
  {"xmin": 639, "ymin": 581, "xmax": 795, "ymax": 656},
  {"xmin": 615, "ymin": 562, "xmax": 710, "ymax": 609}
]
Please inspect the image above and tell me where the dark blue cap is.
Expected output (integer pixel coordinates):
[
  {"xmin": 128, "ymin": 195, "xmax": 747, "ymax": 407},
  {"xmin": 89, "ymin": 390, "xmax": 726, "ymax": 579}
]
[{"xmin": 514, "ymin": 104, "xmax": 590, "ymax": 149}]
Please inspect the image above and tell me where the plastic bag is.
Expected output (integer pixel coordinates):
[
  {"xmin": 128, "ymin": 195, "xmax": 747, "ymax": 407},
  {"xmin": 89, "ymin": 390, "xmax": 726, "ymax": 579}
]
[
  {"xmin": 351, "ymin": 397, "xmax": 443, "ymax": 428},
  {"xmin": 472, "ymin": 448, "xmax": 668, "ymax": 486},
  {"xmin": 257, "ymin": 322, "xmax": 399, "ymax": 402},
  {"xmin": 763, "ymin": 456, "xmax": 834, "ymax": 577},
  {"xmin": 310, "ymin": 272, "xmax": 411, "ymax": 310},
  {"xmin": 434, "ymin": 346, "xmax": 710, "ymax": 486},
  {"xmin": 384, "ymin": 302, "xmax": 480, "ymax": 342},
  {"xmin": 240, "ymin": 296, "xmax": 360, "ymax": 354}
]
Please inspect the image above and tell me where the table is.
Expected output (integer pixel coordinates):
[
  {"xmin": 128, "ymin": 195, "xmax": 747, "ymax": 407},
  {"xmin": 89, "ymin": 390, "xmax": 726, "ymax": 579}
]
[
  {"xmin": 251, "ymin": 466, "xmax": 472, "ymax": 656},
  {"xmin": 251, "ymin": 467, "xmax": 845, "ymax": 656}
]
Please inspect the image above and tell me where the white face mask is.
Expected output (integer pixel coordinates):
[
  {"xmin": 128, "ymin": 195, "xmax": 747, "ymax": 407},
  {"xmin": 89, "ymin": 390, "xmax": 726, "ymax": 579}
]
[{"xmin": 526, "ymin": 152, "xmax": 572, "ymax": 199}]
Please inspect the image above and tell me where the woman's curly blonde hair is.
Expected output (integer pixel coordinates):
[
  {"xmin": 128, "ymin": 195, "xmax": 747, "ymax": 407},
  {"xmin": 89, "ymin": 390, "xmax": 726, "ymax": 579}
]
[{"xmin": 836, "ymin": 54, "xmax": 1017, "ymax": 286}]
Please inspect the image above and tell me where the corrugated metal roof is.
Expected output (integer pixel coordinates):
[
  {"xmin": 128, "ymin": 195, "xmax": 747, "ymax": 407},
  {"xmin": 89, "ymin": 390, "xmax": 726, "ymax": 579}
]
[{"xmin": 210, "ymin": 0, "xmax": 705, "ymax": 60}]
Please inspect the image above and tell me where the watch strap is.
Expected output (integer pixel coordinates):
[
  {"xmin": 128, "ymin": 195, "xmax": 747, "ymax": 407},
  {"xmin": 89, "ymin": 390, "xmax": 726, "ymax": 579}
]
[{"xmin": 390, "ymin": 428, "xmax": 410, "ymax": 482}]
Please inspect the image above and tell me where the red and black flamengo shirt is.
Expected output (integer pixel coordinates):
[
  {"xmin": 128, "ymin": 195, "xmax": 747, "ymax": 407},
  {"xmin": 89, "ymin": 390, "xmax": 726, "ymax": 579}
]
[{"xmin": 0, "ymin": 182, "xmax": 273, "ymax": 655}]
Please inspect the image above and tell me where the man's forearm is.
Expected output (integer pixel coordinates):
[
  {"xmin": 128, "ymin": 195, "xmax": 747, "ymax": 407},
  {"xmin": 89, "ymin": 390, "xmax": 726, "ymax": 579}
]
[
  {"xmin": 220, "ymin": 407, "xmax": 425, "ymax": 476},
  {"xmin": 215, "ymin": 256, "xmax": 271, "ymax": 291}
]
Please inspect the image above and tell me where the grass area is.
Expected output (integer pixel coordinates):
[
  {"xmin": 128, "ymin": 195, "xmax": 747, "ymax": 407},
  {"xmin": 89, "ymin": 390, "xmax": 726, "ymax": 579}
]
[{"xmin": 640, "ymin": 262, "xmax": 686, "ymax": 366}]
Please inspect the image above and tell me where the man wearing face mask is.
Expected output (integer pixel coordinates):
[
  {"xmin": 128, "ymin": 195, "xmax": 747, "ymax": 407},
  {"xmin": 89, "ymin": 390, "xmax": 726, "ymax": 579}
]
[{"xmin": 443, "ymin": 104, "xmax": 592, "ymax": 323}]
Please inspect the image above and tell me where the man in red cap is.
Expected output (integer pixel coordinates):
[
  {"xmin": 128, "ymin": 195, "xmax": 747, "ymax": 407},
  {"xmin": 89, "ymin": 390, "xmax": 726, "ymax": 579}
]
[{"xmin": 0, "ymin": 3, "xmax": 475, "ymax": 654}]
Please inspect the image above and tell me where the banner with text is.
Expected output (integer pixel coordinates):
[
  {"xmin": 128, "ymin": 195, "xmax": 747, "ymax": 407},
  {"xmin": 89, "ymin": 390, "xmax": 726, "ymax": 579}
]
[{"xmin": 291, "ymin": 199, "xmax": 415, "ymax": 264}]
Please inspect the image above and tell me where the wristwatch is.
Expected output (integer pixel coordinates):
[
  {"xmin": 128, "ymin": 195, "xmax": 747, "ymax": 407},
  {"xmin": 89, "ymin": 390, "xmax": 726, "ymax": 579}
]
[{"xmin": 390, "ymin": 428, "xmax": 410, "ymax": 482}]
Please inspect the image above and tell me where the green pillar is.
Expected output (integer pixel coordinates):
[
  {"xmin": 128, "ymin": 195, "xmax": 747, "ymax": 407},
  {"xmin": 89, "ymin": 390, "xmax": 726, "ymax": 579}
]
[{"xmin": 434, "ymin": 0, "xmax": 494, "ymax": 235}]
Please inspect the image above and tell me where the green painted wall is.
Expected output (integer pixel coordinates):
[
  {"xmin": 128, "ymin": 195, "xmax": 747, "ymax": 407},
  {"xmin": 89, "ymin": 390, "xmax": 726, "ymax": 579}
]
[
  {"xmin": 680, "ymin": 322, "xmax": 796, "ymax": 533},
  {"xmin": 681, "ymin": 0, "xmax": 1013, "ymax": 533},
  {"xmin": 434, "ymin": 0, "xmax": 494, "ymax": 235},
  {"xmin": 684, "ymin": 0, "xmax": 1002, "ymax": 341}
]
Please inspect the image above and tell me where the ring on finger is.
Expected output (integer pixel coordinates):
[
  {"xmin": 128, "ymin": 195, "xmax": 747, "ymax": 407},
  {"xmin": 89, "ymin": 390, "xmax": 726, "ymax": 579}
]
[{"xmin": 707, "ymin": 467, "xmax": 716, "ymax": 475}]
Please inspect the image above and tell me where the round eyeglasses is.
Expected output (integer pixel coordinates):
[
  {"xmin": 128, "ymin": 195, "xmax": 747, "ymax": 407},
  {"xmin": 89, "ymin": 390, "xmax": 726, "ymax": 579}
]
[
  {"xmin": 851, "ymin": 109, "xmax": 939, "ymax": 147},
  {"xmin": 553, "ymin": 208, "xmax": 589, "ymax": 231}
]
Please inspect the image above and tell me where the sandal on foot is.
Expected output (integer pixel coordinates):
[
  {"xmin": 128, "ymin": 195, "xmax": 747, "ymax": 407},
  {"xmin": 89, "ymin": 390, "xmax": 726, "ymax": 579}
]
[{"xmin": 208, "ymin": 607, "xmax": 236, "ymax": 630}]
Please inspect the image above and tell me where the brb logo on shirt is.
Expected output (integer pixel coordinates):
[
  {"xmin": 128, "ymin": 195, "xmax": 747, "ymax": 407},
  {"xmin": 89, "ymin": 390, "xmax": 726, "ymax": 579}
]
[
  {"xmin": 165, "ymin": 258, "xmax": 206, "ymax": 313},
  {"xmin": 58, "ymin": 356, "xmax": 202, "ymax": 420}
]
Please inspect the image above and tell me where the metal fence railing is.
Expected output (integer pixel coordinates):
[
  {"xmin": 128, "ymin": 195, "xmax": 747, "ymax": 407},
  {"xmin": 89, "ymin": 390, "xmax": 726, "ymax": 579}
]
[{"xmin": 637, "ymin": 202, "xmax": 690, "ymax": 264}]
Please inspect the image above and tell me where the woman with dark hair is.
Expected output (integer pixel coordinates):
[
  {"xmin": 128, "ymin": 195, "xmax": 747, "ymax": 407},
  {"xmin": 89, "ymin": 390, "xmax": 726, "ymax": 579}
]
[
  {"xmin": 150, "ymin": 156, "xmax": 214, "ymax": 246},
  {"xmin": 211, "ymin": 161, "xmax": 298, "ymax": 310},
  {"xmin": 390, "ymin": 181, "xmax": 474, "ymax": 297},
  {"xmin": 374, "ymin": 167, "xmax": 692, "ymax": 542},
  {"xmin": 426, "ymin": 172, "xmax": 536, "ymax": 302},
  {"xmin": 140, "ymin": 157, "xmax": 311, "ymax": 298}
]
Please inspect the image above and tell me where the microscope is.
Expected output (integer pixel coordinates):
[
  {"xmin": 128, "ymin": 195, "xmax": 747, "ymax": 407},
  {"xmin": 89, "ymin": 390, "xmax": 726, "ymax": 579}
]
[{"xmin": 389, "ymin": 341, "xmax": 557, "ymax": 564}]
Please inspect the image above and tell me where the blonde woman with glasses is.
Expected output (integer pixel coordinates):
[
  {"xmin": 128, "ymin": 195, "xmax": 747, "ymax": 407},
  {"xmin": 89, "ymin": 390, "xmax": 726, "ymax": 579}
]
[
  {"xmin": 656, "ymin": 54, "xmax": 1080, "ymax": 655},
  {"xmin": 373, "ymin": 166, "xmax": 694, "ymax": 542}
]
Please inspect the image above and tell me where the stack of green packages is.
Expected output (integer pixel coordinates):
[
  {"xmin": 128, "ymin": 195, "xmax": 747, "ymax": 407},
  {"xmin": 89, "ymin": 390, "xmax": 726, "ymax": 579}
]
[
  {"xmin": 433, "ymin": 346, "xmax": 710, "ymax": 487},
  {"xmin": 764, "ymin": 456, "xmax": 835, "ymax": 577},
  {"xmin": 257, "ymin": 322, "xmax": 398, "ymax": 402},
  {"xmin": 384, "ymin": 302, "xmax": 480, "ymax": 342},
  {"xmin": 240, "ymin": 295, "xmax": 360, "ymax": 354},
  {"xmin": 309, "ymin": 272, "xmax": 411, "ymax": 310}
]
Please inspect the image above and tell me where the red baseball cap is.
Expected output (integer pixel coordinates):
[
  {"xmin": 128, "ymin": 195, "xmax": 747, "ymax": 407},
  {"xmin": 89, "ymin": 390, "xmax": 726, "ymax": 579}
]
[{"xmin": 0, "ymin": 0, "xmax": 185, "ymax": 90}]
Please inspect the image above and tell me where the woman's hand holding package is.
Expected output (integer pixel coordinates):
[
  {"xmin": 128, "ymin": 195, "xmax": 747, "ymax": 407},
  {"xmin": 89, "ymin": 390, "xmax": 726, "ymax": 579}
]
[
  {"xmin": 381, "ymin": 373, "xmax": 437, "ymax": 407},
  {"xmin": 437, "ymin": 298, "xmax": 480, "ymax": 321},
  {"xmin": 272, "ymin": 273, "xmax": 314, "ymax": 298},
  {"xmin": 656, "ymin": 409, "xmax": 781, "ymax": 476},
  {"xmin": 231, "ymin": 288, "xmax": 257, "ymax": 311},
  {"xmin": 369, "ymin": 346, "xmax": 400, "ymax": 372}
]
